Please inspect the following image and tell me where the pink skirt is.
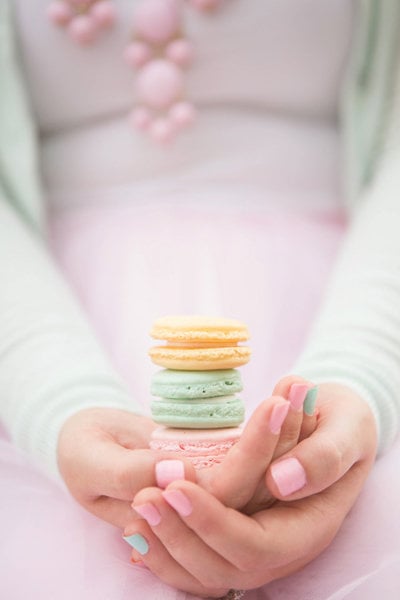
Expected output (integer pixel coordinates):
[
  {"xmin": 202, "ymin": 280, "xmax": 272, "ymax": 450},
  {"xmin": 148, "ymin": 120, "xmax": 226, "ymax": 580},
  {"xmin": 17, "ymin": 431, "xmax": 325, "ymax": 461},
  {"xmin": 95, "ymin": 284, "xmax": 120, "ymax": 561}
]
[{"xmin": 1, "ymin": 196, "xmax": 399, "ymax": 599}]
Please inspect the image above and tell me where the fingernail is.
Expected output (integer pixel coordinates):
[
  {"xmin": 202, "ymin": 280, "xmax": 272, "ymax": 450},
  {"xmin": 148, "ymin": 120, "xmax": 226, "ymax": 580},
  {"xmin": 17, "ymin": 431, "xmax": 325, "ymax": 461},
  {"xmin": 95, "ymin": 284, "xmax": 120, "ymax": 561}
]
[
  {"xmin": 288, "ymin": 383, "xmax": 311, "ymax": 412},
  {"xmin": 304, "ymin": 386, "xmax": 318, "ymax": 416},
  {"xmin": 270, "ymin": 457, "xmax": 307, "ymax": 496},
  {"xmin": 123, "ymin": 533, "xmax": 149, "ymax": 555},
  {"xmin": 162, "ymin": 489, "xmax": 193, "ymax": 517},
  {"xmin": 269, "ymin": 402, "xmax": 290, "ymax": 434},
  {"xmin": 134, "ymin": 503, "xmax": 162, "ymax": 526},
  {"xmin": 156, "ymin": 459, "xmax": 185, "ymax": 489}
]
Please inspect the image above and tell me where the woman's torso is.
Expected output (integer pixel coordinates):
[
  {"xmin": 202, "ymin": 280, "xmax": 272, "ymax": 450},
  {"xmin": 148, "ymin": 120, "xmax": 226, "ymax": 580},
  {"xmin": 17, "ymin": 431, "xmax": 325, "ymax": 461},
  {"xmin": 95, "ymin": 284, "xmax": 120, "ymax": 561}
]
[{"xmin": 14, "ymin": 0, "xmax": 355, "ymax": 212}]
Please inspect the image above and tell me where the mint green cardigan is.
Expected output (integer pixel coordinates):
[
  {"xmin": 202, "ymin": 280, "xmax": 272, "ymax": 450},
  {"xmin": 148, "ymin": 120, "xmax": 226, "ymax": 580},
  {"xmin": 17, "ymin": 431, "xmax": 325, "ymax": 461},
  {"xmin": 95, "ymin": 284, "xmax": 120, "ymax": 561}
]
[
  {"xmin": 1, "ymin": 0, "xmax": 400, "ymax": 232},
  {"xmin": 2, "ymin": 1, "xmax": 400, "ymax": 475}
]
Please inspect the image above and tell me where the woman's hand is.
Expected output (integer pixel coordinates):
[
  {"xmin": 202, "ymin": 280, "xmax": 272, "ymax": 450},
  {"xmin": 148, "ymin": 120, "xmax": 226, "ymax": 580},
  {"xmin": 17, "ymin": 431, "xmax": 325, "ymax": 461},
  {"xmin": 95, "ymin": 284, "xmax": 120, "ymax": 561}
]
[
  {"xmin": 124, "ymin": 380, "xmax": 378, "ymax": 596},
  {"xmin": 57, "ymin": 407, "xmax": 195, "ymax": 527},
  {"xmin": 198, "ymin": 375, "xmax": 319, "ymax": 512},
  {"xmin": 126, "ymin": 453, "xmax": 373, "ymax": 598}
]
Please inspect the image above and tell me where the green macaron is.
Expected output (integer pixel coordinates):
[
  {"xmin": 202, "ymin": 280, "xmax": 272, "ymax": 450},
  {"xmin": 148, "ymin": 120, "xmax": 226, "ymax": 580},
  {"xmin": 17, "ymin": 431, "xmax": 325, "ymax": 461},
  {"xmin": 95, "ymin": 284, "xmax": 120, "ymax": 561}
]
[
  {"xmin": 150, "ymin": 395, "xmax": 245, "ymax": 428},
  {"xmin": 150, "ymin": 368, "xmax": 243, "ymax": 399}
]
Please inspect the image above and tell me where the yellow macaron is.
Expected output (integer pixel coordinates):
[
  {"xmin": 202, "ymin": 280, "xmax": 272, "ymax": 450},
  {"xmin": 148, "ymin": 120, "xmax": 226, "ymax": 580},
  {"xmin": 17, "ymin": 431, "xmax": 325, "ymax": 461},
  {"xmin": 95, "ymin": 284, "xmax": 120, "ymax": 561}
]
[{"xmin": 149, "ymin": 315, "xmax": 251, "ymax": 370}]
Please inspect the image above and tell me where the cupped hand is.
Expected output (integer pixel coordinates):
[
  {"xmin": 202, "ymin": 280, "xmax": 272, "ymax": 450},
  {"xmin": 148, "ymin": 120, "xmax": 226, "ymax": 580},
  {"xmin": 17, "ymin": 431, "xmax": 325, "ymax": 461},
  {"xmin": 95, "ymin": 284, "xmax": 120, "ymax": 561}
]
[
  {"xmin": 198, "ymin": 375, "xmax": 319, "ymax": 511},
  {"xmin": 57, "ymin": 407, "xmax": 196, "ymax": 527},
  {"xmin": 127, "ymin": 451, "xmax": 373, "ymax": 597},
  {"xmin": 124, "ymin": 379, "xmax": 378, "ymax": 595}
]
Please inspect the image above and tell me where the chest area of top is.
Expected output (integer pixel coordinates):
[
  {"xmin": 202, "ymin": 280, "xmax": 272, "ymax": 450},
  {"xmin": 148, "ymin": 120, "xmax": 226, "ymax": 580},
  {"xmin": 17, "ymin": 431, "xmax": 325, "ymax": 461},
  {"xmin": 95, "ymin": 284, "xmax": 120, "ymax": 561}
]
[{"xmin": 15, "ymin": 0, "xmax": 355, "ymax": 130}]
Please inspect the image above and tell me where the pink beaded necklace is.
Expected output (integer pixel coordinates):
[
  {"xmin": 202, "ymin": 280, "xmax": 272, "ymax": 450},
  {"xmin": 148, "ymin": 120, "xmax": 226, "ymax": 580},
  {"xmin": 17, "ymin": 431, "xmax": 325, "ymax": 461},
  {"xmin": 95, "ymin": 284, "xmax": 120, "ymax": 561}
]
[{"xmin": 47, "ymin": 0, "xmax": 227, "ymax": 143}]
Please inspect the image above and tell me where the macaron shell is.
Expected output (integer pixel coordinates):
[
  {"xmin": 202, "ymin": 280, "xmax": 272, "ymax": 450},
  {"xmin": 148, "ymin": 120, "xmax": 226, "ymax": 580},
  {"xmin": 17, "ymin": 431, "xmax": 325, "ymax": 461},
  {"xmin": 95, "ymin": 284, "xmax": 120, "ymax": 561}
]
[
  {"xmin": 149, "ymin": 345, "xmax": 251, "ymax": 370},
  {"xmin": 150, "ymin": 315, "xmax": 249, "ymax": 343},
  {"xmin": 150, "ymin": 426, "xmax": 242, "ymax": 469},
  {"xmin": 150, "ymin": 368, "xmax": 243, "ymax": 399},
  {"xmin": 150, "ymin": 394, "xmax": 245, "ymax": 428}
]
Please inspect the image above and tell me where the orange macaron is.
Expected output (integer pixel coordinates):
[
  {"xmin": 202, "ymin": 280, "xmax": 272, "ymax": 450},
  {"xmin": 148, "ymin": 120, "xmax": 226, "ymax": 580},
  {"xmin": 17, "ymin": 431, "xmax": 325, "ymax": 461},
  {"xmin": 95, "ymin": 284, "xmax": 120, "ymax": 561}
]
[{"xmin": 149, "ymin": 315, "xmax": 251, "ymax": 370}]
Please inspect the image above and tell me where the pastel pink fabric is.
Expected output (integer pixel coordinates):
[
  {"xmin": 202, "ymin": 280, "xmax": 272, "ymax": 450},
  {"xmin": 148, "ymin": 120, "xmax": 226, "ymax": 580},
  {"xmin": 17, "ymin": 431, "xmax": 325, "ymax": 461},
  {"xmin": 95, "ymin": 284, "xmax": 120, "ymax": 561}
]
[{"xmin": 1, "ymin": 200, "xmax": 399, "ymax": 599}]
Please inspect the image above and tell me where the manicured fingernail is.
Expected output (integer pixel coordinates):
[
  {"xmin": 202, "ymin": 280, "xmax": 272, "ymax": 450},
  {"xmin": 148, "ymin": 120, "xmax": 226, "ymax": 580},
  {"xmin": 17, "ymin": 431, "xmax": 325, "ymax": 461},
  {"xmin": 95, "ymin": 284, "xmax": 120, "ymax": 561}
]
[
  {"xmin": 156, "ymin": 459, "xmax": 185, "ymax": 489},
  {"xmin": 134, "ymin": 503, "xmax": 161, "ymax": 526},
  {"xmin": 288, "ymin": 383, "xmax": 311, "ymax": 412},
  {"xmin": 270, "ymin": 457, "xmax": 307, "ymax": 496},
  {"xmin": 304, "ymin": 386, "xmax": 318, "ymax": 416},
  {"xmin": 123, "ymin": 533, "xmax": 149, "ymax": 555},
  {"xmin": 269, "ymin": 402, "xmax": 290, "ymax": 434},
  {"xmin": 162, "ymin": 489, "xmax": 193, "ymax": 517}
]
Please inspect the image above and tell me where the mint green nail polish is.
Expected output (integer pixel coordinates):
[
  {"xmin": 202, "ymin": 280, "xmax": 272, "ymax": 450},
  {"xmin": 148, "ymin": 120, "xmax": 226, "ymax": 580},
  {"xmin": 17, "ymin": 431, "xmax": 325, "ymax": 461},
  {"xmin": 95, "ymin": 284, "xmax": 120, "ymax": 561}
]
[
  {"xmin": 304, "ymin": 386, "xmax": 318, "ymax": 416},
  {"xmin": 123, "ymin": 533, "xmax": 149, "ymax": 555}
]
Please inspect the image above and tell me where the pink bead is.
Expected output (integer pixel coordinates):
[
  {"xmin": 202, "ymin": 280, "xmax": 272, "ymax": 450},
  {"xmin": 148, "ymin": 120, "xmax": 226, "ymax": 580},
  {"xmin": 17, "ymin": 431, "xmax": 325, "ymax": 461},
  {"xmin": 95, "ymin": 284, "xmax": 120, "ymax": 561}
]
[
  {"xmin": 165, "ymin": 39, "xmax": 194, "ymax": 67},
  {"xmin": 123, "ymin": 41, "xmax": 152, "ymax": 68},
  {"xmin": 91, "ymin": 1, "xmax": 116, "ymax": 28},
  {"xmin": 130, "ymin": 107, "xmax": 152, "ymax": 130},
  {"xmin": 47, "ymin": 1, "xmax": 73, "ymax": 26},
  {"xmin": 68, "ymin": 14, "xmax": 98, "ymax": 45},
  {"xmin": 137, "ymin": 60, "xmax": 183, "ymax": 109},
  {"xmin": 134, "ymin": 0, "xmax": 180, "ymax": 44},
  {"xmin": 149, "ymin": 118, "xmax": 175, "ymax": 143},
  {"xmin": 169, "ymin": 101, "xmax": 196, "ymax": 127},
  {"xmin": 69, "ymin": 0, "xmax": 92, "ymax": 6},
  {"xmin": 190, "ymin": 0, "xmax": 222, "ymax": 10}
]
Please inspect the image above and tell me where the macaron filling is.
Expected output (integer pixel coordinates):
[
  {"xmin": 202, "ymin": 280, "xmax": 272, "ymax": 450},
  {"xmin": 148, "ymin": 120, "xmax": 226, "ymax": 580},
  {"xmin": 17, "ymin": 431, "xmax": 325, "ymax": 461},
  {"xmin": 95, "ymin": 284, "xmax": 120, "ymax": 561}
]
[
  {"xmin": 151, "ymin": 368, "xmax": 243, "ymax": 399},
  {"xmin": 151, "ymin": 394, "xmax": 245, "ymax": 428}
]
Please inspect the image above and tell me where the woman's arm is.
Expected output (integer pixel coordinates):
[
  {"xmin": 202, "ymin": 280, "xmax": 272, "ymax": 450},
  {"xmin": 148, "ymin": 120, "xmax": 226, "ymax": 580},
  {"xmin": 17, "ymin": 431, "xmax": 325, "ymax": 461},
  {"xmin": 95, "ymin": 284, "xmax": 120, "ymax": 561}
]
[
  {"xmin": 293, "ymin": 90, "xmax": 400, "ymax": 454},
  {"xmin": 0, "ymin": 197, "xmax": 141, "ymax": 480}
]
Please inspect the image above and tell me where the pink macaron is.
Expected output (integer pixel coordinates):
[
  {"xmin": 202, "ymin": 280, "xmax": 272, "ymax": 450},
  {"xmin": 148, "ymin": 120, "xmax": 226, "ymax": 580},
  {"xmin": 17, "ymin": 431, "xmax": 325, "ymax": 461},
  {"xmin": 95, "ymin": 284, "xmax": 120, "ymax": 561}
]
[{"xmin": 150, "ymin": 426, "xmax": 242, "ymax": 469}]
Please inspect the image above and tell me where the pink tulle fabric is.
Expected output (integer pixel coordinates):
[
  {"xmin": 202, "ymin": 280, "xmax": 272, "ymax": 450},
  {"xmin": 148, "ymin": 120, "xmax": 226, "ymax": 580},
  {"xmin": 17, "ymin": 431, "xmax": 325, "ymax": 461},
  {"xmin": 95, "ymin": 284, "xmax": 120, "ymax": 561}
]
[{"xmin": 1, "ymin": 198, "xmax": 399, "ymax": 599}]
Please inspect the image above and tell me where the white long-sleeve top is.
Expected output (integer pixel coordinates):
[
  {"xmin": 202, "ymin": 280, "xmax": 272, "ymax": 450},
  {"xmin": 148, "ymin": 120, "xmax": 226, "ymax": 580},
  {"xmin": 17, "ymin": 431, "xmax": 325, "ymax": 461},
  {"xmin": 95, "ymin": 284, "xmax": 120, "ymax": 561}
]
[
  {"xmin": 1, "ymin": 0, "xmax": 400, "ymax": 482},
  {"xmin": 0, "ymin": 198, "xmax": 138, "ymax": 478}
]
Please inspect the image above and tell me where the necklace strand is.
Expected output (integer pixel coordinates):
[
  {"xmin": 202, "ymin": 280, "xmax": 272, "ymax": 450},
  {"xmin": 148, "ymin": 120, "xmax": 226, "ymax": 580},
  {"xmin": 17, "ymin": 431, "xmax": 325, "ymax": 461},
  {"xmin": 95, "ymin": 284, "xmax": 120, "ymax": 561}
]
[{"xmin": 47, "ymin": 0, "xmax": 227, "ymax": 142}]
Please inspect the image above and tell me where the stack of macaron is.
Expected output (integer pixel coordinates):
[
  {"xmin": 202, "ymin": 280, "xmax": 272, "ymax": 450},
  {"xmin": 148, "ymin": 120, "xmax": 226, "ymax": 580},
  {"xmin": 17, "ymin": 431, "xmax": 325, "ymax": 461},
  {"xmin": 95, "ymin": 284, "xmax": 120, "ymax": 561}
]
[{"xmin": 148, "ymin": 316, "xmax": 251, "ymax": 469}]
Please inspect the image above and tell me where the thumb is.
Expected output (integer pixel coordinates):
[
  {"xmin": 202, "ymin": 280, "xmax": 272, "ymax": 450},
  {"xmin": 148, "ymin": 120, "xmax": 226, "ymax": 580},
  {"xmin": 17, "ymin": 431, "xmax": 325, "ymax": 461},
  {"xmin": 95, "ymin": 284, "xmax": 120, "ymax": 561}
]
[
  {"xmin": 265, "ymin": 388, "xmax": 377, "ymax": 501},
  {"xmin": 81, "ymin": 443, "xmax": 197, "ymax": 528},
  {"xmin": 58, "ymin": 409, "xmax": 197, "ymax": 527}
]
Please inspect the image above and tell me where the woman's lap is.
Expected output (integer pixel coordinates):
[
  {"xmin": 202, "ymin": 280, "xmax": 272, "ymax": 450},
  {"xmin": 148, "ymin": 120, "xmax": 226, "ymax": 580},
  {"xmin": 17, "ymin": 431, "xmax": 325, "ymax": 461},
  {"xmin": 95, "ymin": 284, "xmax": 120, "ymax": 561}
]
[{"xmin": 1, "ymin": 198, "xmax": 399, "ymax": 599}]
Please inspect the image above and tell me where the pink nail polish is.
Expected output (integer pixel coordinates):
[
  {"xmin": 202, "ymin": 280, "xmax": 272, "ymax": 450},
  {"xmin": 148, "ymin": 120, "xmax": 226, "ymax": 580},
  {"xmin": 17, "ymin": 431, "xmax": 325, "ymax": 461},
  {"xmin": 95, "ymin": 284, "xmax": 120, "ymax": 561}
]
[
  {"xmin": 271, "ymin": 457, "xmax": 307, "ymax": 496},
  {"xmin": 288, "ymin": 383, "xmax": 310, "ymax": 412},
  {"xmin": 156, "ymin": 459, "xmax": 185, "ymax": 489},
  {"xmin": 162, "ymin": 489, "xmax": 193, "ymax": 517},
  {"xmin": 134, "ymin": 503, "xmax": 161, "ymax": 526},
  {"xmin": 269, "ymin": 402, "xmax": 290, "ymax": 434}
]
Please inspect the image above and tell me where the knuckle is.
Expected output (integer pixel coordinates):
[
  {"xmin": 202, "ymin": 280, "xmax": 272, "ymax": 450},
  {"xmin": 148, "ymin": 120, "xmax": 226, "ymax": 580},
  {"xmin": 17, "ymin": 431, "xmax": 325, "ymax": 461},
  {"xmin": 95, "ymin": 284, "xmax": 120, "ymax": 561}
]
[
  {"xmin": 316, "ymin": 437, "xmax": 343, "ymax": 480},
  {"xmin": 161, "ymin": 530, "xmax": 182, "ymax": 552},
  {"xmin": 113, "ymin": 464, "xmax": 132, "ymax": 492},
  {"xmin": 274, "ymin": 374, "xmax": 306, "ymax": 397},
  {"xmin": 279, "ymin": 421, "xmax": 301, "ymax": 444},
  {"xmin": 235, "ymin": 541, "xmax": 267, "ymax": 573},
  {"xmin": 199, "ymin": 573, "xmax": 227, "ymax": 591},
  {"xmin": 236, "ymin": 552, "xmax": 260, "ymax": 574}
]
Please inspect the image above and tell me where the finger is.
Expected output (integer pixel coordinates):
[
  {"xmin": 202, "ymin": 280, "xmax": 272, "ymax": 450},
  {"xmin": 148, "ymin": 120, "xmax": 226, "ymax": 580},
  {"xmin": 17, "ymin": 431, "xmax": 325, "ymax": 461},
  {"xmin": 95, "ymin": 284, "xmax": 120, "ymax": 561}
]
[
  {"xmin": 71, "ymin": 441, "xmax": 197, "ymax": 529},
  {"xmin": 152, "ymin": 480, "xmax": 272, "ymax": 578},
  {"xmin": 299, "ymin": 386, "xmax": 319, "ymax": 441},
  {"xmin": 167, "ymin": 462, "xmax": 370, "ymax": 580},
  {"xmin": 266, "ymin": 386, "xmax": 377, "ymax": 501},
  {"xmin": 125, "ymin": 490, "xmax": 230, "ymax": 598},
  {"xmin": 199, "ymin": 396, "xmax": 290, "ymax": 509},
  {"xmin": 238, "ymin": 378, "xmax": 316, "ymax": 513},
  {"xmin": 271, "ymin": 376, "xmax": 315, "ymax": 460},
  {"xmin": 86, "ymin": 444, "xmax": 196, "ymax": 499},
  {"xmin": 251, "ymin": 460, "xmax": 373, "ymax": 582},
  {"xmin": 88, "ymin": 496, "xmax": 137, "ymax": 528},
  {"xmin": 124, "ymin": 526, "xmax": 229, "ymax": 597}
]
